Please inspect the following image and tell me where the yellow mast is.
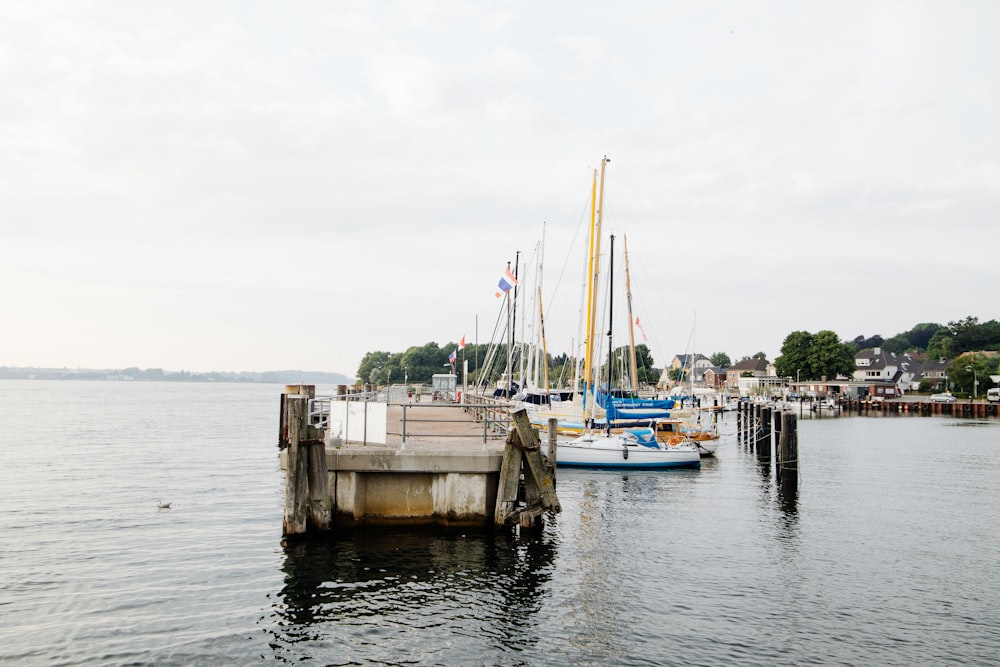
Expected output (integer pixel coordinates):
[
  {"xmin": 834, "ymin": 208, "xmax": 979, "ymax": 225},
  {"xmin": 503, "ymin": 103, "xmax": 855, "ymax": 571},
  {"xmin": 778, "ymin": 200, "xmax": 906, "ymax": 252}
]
[
  {"xmin": 582, "ymin": 168, "xmax": 598, "ymax": 400},
  {"xmin": 624, "ymin": 234, "xmax": 639, "ymax": 394},
  {"xmin": 583, "ymin": 156, "xmax": 609, "ymax": 401},
  {"xmin": 538, "ymin": 287, "xmax": 550, "ymax": 393}
]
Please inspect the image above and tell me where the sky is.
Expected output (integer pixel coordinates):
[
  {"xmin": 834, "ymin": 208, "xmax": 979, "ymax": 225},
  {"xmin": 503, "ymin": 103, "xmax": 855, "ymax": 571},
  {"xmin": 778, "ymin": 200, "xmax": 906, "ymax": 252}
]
[{"xmin": 2, "ymin": 1, "xmax": 998, "ymax": 379}]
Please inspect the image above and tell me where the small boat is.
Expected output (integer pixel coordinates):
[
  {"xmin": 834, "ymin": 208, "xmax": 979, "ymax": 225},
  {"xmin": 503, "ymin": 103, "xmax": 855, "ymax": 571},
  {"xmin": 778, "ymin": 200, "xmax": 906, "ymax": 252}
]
[
  {"xmin": 554, "ymin": 428, "xmax": 701, "ymax": 469},
  {"xmin": 657, "ymin": 417, "xmax": 719, "ymax": 457}
]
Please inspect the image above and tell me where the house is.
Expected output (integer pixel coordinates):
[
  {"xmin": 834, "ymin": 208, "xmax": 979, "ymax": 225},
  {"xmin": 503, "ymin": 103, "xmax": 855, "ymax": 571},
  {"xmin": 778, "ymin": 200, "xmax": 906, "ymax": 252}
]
[
  {"xmin": 912, "ymin": 358, "xmax": 948, "ymax": 391},
  {"xmin": 658, "ymin": 353, "xmax": 712, "ymax": 389},
  {"xmin": 703, "ymin": 367, "xmax": 727, "ymax": 390},
  {"xmin": 725, "ymin": 357, "xmax": 769, "ymax": 390},
  {"xmin": 852, "ymin": 347, "xmax": 914, "ymax": 397}
]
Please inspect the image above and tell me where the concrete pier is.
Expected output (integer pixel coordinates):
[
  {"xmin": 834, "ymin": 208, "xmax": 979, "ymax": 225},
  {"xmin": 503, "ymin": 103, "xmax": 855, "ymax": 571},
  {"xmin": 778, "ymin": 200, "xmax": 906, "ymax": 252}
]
[{"xmin": 280, "ymin": 387, "xmax": 510, "ymax": 535}]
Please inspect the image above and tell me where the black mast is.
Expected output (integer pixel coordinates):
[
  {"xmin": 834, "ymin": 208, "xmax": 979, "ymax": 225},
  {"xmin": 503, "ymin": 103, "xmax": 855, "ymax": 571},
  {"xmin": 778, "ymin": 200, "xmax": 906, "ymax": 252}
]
[{"xmin": 606, "ymin": 234, "xmax": 615, "ymax": 435}]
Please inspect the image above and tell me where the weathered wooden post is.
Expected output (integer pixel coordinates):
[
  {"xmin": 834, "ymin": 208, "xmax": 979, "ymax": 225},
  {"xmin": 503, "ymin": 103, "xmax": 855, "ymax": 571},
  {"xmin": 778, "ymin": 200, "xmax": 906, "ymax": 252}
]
[
  {"xmin": 777, "ymin": 411, "xmax": 798, "ymax": 483},
  {"xmin": 282, "ymin": 386, "xmax": 331, "ymax": 537},
  {"xmin": 494, "ymin": 409, "xmax": 561, "ymax": 529},
  {"xmin": 756, "ymin": 406, "xmax": 771, "ymax": 463},
  {"xmin": 736, "ymin": 401, "xmax": 744, "ymax": 446},
  {"xmin": 773, "ymin": 408, "xmax": 784, "ymax": 468}
]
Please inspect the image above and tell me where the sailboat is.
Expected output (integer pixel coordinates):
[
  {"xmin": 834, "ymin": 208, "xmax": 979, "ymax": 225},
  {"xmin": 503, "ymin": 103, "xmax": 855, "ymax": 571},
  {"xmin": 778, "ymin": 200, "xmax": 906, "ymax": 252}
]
[
  {"xmin": 554, "ymin": 233, "xmax": 701, "ymax": 470},
  {"xmin": 594, "ymin": 233, "xmax": 676, "ymax": 423}
]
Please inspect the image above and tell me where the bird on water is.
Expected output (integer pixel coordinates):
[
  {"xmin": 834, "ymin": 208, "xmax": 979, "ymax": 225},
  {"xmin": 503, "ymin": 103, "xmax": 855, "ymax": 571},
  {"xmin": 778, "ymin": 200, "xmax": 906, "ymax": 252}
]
[{"xmin": 157, "ymin": 499, "xmax": 172, "ymax": 509}]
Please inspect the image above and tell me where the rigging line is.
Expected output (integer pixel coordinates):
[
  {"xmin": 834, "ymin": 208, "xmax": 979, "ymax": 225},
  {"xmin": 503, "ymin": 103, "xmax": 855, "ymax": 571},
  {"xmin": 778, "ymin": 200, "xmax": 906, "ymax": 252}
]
[{"xmin": 544, "ymin": 172, "xmax": 604, "ymax": 318}]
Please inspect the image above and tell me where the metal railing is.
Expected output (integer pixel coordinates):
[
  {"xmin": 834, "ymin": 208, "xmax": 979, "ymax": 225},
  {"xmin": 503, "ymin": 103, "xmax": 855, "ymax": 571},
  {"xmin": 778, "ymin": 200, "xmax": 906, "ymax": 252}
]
[
  {"xmin": 305, "ymin": 389, "xmax": 515, "ymax": 447},
  {"xmin": 393, "ymin": 402, "xmax": 511, "ymax": 447}
]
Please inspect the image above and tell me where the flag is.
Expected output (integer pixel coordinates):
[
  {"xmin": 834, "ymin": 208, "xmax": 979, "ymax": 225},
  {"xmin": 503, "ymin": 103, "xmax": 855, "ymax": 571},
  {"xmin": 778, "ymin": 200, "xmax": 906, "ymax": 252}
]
[
  {"xmin": 459, "ymin": 335, "xmax": 466, "ymax": 350},
  {"xmin": 635, "ymin": 316, "xmax": 648, "ymax": 342},
  {"xmin": 448, "ymin": 349, "xmax": 457, "ymax": 364},
  {"xmin": 494, "ymin": 266, "xmax": 518, "ymax": 298}
]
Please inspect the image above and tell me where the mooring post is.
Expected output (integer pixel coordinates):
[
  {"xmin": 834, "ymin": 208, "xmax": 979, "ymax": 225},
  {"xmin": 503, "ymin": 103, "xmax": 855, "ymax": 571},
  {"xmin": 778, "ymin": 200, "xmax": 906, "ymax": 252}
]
[
  {"xmin": 494, "ymin": 409, "xmax": 561, "ymax": 529},
  {"xmin": 283, "ymin": 387, "xmax": 330, "ymax": 537},
  {"xmin": 283, "ymin": 394, "xmax": 310, "ymax": 536},
  {"xmin": 773, "ymin": 408, "xmax": 783, "ymax": 468},
  {"xmin": 736, "ymin": 402, "xmax": 743, "ymax": 445},
  {"xmin": 778, "ymin": 411, "xmax": 798, "ymax": 483},
  {"xmin": 756, "ymin": 406, "xmax": 772, "ymax": 463}
]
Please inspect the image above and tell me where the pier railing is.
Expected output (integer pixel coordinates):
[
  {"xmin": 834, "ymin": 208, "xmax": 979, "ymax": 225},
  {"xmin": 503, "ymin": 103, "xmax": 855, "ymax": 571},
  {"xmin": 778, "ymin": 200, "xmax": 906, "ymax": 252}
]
[
  {"xmin": 304, "ymin": 389, "xmax": 514, "ymax": 447},
  {"xmin": 392, "ymin": 403, "xmax": 511, "ymax": 447}
]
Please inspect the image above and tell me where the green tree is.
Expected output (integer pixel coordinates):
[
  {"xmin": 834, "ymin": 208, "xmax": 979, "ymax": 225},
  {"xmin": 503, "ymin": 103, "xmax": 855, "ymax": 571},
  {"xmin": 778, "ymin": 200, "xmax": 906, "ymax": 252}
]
[
  {"xmin": 775, "ymin": 331, "xmax": 815, "ymax": 379},
  {"xmin": 947, "ymin": 316, "xmax": 1000, "ymax": 355},
  {"xmin": 810, "ymin": 330, "xmax": 856, "ymax": 379},
  {"xmin": 710, "ymin": 352, "xmax": 731, "ymax": 368},
  {"xmin": 909, "ymin": 323, "xmax": 944, "ymax": 350},
  {"xmin": 400, "ymin": 342, "xmax": 450, "ymax": 384},
  {"xmin": 926, "ymin": 329, "xmax": 954, "ymax": 360},
  {"xmin": 948, "ymin": 353, "xmax": 992, "ymax": 396},
  {"xmin": 775, "ymin": 330, "xmax": 854, "ymax": 380},
  {"xmin": 850, "ymin": 334, "xmax": 884, "ymax": 351},
  {"xmin": 356, "ymin": 350, "xmax": 393, "ymax": 385},
  {"xmin": 881, "ymin": 333, "xmax": 911, "ymax": 354},
  {"xmin": 752, "ymin": 351, "xmax": 767, "ymax": 360},
  {"xmin": 880, "ymin": 323, "xmax": 944, "ymax": 354}
]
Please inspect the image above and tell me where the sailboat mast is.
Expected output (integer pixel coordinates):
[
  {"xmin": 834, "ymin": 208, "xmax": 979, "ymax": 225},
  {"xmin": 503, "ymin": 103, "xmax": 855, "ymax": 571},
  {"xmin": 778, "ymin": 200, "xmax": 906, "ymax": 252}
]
[
  {"xmin": 584, "ymin": 156, "xmax": 610, "ymax": 404},
  {"xmin": 582, "ymin": 169, "xmax": 598, "ymax": 407},
  {"xmin": 606, "ymin": 234, "xmax": 615, "ymax": 435},
  {"xmin": 538, "ymin": 287, "xmax": 550, "ymax": 393},
  {"xmin": 623, "ymin": 234, "xmax": 639, "ymax": 394}
]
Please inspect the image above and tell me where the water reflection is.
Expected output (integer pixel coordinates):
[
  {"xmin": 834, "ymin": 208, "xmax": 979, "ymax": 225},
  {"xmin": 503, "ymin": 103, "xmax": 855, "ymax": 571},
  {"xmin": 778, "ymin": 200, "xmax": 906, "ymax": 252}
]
[{"xmin": 266, "ymin": 527, "xmax": 556, "ymax": 664}]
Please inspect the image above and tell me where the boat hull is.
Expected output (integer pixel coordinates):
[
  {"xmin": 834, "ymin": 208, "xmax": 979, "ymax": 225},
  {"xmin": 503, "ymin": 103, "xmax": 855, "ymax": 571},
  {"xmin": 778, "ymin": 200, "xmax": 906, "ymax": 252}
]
[{"xmin": 551, "ymin": 435, "xmax": 701, "ymax": 470}]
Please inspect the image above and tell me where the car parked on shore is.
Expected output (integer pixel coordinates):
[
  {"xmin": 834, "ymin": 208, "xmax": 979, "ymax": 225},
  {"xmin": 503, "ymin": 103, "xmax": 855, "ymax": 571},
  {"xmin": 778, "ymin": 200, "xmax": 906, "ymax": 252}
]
[{"xmin": 930, "ymin": 392, "xmax": 957, "ymax": 403}]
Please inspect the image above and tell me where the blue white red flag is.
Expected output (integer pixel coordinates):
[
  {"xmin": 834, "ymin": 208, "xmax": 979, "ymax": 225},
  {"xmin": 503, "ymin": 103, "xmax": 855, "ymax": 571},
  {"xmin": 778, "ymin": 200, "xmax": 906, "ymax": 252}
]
[
  {"xmin": 448, "ymin": 349, "xmax": 457, "ymax": 364},
  {"xmin": 495, "ymin": 267, "xmax": 518, "ymax": 298}
]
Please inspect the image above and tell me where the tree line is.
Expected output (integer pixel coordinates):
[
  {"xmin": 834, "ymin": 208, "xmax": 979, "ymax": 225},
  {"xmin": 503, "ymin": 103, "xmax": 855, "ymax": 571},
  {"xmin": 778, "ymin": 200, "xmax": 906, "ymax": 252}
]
[
  {"xmin": 356, "ymin": 316, "xmax": 1000, "ymax": 392},
  {"xmin": 775, "ymin": 316, "xmax": 1000, "ymax": 393},
  {"xmin": 355, "ymin": 341, "xmax": 661, "ymax": 387}
]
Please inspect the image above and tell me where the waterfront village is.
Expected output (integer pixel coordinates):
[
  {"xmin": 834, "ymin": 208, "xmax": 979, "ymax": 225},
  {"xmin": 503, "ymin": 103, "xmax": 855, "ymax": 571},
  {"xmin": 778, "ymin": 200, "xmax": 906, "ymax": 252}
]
[{"xmin": 661, "ymin": 347, "xmax": 995, "ymax": 402}]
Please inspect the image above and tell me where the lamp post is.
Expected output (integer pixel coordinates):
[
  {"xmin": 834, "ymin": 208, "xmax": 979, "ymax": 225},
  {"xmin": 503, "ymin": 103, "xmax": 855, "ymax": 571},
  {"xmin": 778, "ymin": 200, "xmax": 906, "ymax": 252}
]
[{"xmin": 967, "ymin": 364, "xmax": 978, "ymax": 399}]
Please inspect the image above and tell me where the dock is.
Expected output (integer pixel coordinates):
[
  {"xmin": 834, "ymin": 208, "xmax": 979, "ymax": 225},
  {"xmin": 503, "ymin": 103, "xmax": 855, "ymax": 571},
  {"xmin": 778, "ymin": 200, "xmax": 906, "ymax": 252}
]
[{"xmin": 278, "ymin": 385, "xmax": 557, "ymax": 538}]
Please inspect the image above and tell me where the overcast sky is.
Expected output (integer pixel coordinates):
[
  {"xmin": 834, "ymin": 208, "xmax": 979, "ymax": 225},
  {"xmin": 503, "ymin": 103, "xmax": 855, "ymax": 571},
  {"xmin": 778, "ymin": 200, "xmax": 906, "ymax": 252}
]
[{"xmin": 2, "ymin": 1, "xmax": 997, "ymax": 378}]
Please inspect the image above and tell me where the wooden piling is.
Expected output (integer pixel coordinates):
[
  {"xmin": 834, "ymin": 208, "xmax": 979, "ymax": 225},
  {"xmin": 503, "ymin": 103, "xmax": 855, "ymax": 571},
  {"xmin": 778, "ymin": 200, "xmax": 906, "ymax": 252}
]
[
  {"xmin": 737, "ymin": 402, "xmax": 744, "ymax": 445},
  {"xmin": 777, "ymin": 411, "xmax": 798, "ymax": 483},
  {"xmin": 494, "ymin": 409, "xmax": 561, "ymax": 529},
  {"xmin": 756, "ymin": 406, "xmax": 771, "ymax": 463},
  {"xmin": 773, "ymin": 409, "xmax": 783, "ymax": 466},
  {"xmin": 282, "ymin": 389, "xmax": 331, "ymax": 537},
  {"xmin": 283, "ymin": 395, "xmax": 309, "ymax": 536}
]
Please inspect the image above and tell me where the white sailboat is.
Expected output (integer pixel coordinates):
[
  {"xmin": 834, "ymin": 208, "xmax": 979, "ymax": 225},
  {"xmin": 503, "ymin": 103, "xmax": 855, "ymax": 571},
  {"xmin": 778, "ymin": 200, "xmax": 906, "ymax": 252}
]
[{"xmin": 555, "ymin": 231, "xmax": 700, "ymax": 470}]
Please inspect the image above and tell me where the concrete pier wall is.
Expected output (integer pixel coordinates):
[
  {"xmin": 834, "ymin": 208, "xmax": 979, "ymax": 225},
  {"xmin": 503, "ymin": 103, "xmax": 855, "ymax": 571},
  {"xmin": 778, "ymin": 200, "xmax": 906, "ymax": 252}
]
[
  {"xmin": 282, "ymin": 447, "xmax": 504, "ymax": 528},
  {"xmin": 328, "ymin": 449, "xmax": 503, "ymax": 526}
]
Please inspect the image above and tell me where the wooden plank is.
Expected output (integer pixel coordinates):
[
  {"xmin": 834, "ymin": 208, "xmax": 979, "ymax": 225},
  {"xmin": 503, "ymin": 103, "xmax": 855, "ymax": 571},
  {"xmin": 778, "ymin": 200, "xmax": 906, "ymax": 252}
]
[
  {"xmin": 510, "ymin": 409, "xmax": 560, "ymax": 512},
  {"xmin": 306, "ymin": 441, "xmax": 331, "ymax": 531},
  {"xmin": 493, "ymin": 429, "xmax": 524, "ymax": 526}
]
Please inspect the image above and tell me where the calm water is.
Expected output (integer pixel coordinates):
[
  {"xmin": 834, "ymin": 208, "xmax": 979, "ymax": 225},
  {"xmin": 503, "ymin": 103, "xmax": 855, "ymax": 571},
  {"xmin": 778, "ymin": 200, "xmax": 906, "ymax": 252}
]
[{"xmin": 1, "ymin": 381, "xmax": 999, "ymax": 666}]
